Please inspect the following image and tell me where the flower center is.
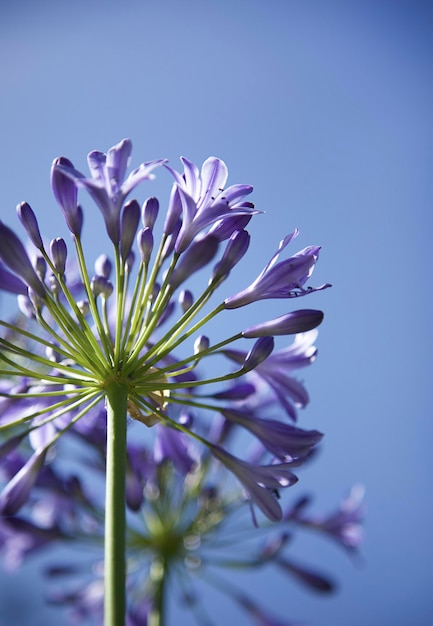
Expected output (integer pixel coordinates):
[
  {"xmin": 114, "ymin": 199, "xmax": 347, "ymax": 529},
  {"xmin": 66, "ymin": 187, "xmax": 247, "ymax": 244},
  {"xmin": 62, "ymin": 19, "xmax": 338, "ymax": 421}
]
[{"xmin": 127, "ymin": 367, "xmax": 170, "ymax": 427}]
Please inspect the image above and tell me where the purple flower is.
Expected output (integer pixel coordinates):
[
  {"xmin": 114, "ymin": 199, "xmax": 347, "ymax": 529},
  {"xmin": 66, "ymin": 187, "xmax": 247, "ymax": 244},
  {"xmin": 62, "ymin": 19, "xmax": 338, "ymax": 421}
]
[
  {"xmin": 221, "ymin": 407, "xmax": 323, "ymax": 460},
  {"xmin": 210, "ymin": 444, "xmax": 299, "ymax": 522},
  {"xmin": 165, "ymin": 156, "xmax": 256, "ymax": 253},
  {"xmin": 224, "ymin": 230, "xmax": 331, "ymax": 308},
  {"xmin": 52, "ymin": 139, "xmax": 166, "ymax": 243},
  {"xmin": 0, "ymin": 138, "xmax": 347, "ymax": 626},
  {"xmin": 290, "ymin": 485, "xmax": 365, "ymax": 551},
  {"xmin": 224, "ymin": 331, "xmax": 319, "ymax": 421}
]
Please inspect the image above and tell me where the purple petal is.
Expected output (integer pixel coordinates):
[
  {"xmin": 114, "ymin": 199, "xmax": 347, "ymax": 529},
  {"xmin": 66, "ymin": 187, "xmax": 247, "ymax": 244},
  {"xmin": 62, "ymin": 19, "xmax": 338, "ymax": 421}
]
[
  {"xmin": 0, "ymin": 222, "xmax": 45, "ymax": 297},
  {"xmin": 198, "ymin": 157, "xmax": 228, "ymax": 209},
  {"xmin": 0, "ymin": 448, "xmax": 47, "ymax": 515}
]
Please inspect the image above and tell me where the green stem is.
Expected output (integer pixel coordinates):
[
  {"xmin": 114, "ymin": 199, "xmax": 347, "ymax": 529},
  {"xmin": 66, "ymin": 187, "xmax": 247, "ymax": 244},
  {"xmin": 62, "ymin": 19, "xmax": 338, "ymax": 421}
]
[
  {"xmin": 149, "ymin": 558, "xmax": 167, "ymax": 626},
  {"xmin": 104, "ymin": 380, "xmax": 128, "ymax": 626}
]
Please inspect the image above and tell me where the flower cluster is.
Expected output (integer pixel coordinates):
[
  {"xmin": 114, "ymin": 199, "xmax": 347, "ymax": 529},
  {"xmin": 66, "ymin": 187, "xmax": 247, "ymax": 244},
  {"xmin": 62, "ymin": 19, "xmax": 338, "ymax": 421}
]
[
  {"xmin": 0, "ymin": 139, "xmax": 352, "ymax": 624},
  {"xmin": 0, "ymin": 373, "xmax": 364, "ymax": 625}
]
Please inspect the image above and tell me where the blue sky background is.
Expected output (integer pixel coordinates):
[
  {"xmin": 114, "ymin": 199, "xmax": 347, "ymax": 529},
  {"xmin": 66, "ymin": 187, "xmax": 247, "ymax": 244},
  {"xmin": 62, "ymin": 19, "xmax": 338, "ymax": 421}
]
[{"xmin": 0, "ymin": 0, "xmax": 432, "ymax": 624}]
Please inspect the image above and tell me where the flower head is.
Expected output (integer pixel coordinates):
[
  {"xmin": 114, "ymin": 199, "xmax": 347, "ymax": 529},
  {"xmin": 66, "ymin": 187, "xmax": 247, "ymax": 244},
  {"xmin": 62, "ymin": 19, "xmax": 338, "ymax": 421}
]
[
  {"xmin": 0, "ymin": 139, "xmax": 339, "ymax": 624},
  {"xmin": 0, "ymin": 401, "xmax": 362, "ymax": 624}
]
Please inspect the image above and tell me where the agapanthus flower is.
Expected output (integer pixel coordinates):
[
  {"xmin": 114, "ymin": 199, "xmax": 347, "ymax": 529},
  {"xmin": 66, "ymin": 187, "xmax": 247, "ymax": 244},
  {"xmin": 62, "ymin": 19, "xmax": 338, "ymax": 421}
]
[
  {"xmin": 0, "ymin": 385, "xmax": 362, "ymax": 626},
  {"xmin": 0, "ymin": 139, "xmax": 331, "ymax": 624}
]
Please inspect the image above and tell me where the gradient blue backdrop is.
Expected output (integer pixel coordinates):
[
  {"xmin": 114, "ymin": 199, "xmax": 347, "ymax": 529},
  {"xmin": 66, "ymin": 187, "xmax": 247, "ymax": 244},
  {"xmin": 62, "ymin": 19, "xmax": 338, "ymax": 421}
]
[{"xmin": 0, "ymin": 1, "xmax": 432, "ymax": 624}]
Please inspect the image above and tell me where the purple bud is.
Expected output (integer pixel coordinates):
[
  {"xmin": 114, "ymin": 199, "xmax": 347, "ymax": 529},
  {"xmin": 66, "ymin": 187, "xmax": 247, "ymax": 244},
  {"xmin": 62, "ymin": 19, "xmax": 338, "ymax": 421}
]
[
  {"xmin": 16, "ymin": 202, "xmax": 43, "ymax": 249},
  {"xmin": 48, "ymin": 274, "xmax": 60, "ymax": 295},
  {"xmin": 152, "ymin": 282, "xmax": 160, "ymax": 301},
  {"xmin": 34, "ymin": 256, "xmax": 47, "ymax": 280},
  {"xmin": 242, "ymin": 310, "xmax": 324, "ymax": 338},
  {"xmin": 156, "ymin": 300, "xmax": 175, "ymax": 327},
  {"xmin": 30, "ymin": 283, "xmax": 45, "ymax": 309},
  {"xmin": 163, "ymin": 186, "xmax": 182, "ymax": 236},
  {"xmin": 209, "ymin": 211, "xmax": 253, "ymax": 241},
  {"xmin": 211, "ymin": 229, "xmax": 250, "ymax": 282},
  {"xmin": 91, "ymin": 275, "xmax": 113, "ymax": 298},
  {"xmin": 120, "ymin": 199, "xmax": 141, "ymax": 261},
  {"xmin": 137, "ymin": 227, "xmax": 154, "ymax": 264},
  {"xmin": 212, "ymin": 383, "xmax": 256, "ymax": 400},
  {"xmin": 179, "ymin": 289, "xmax": 194, "ymax": 313},
  {"xmin": 51, "ymin": 157, "xmax": 82, "ymax": 236},
  {"xmin": 125, "ymin": 250, "xmax": 135, "ymax": 273},
  {"xmin": 0, "ymin": 221, "xmax": 45, "ymax": 297},
  {"xmin": 94, "ymin": 254, "xmax": 112, "ymax": 278},
  {"xmin": 50, "ymin": 238, "xmax": 67, "ymax": 275},
  {"xmin": 194, "ymin": 335, "xmax": 210, "ymax": 355},
  {"xmin": 161, "ymin": 219, "xmax": 181, "ymax": 261},
  {"xmin": 276, "ymin": 557, "xmax": 336, "ymax": 593},
  {"xmin": 77, "ymin": 300, "xmax": 90, "ymax": 316},
  {"xmin": 168, "ymin": 235, "xmax": 219, "ymax": 291},
  {"xmin": 45, "ymin": 343, "xmax": 61, "ymax": 362},
  {"xmin": 142, "ymin": 197, "xmax": 159, "ymax": 229},
  {"xmin": 17, "ymin": 294, "xmax": 36, "ymax": 318},
  {"xmin": 243, "ymin": 336, "xmax": 274, "ymax": 372}
]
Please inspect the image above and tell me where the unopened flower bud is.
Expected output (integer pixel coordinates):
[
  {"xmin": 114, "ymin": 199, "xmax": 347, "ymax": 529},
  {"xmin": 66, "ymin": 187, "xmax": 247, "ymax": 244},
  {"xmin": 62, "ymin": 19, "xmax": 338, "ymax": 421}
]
[
  {"xmin": 77, "ymin": 300, "xmax": 90, "ymax": 316},
  {"xmin": 242, "ymin": 310, "xmax": 324, "ymax": 338},
  {"xmin": 125, "ymin": 251, "xmax": 135, "ymax": 273},
  {"xmin": 179, "ymin": 289, "xmax": 194, "ymax": 313},
  {"xmin": 194, "ymin": 335, "xmax": 210, "ymax": 355},
  {"xmin": 91, "ymin": 275, "xmax": 113, "ymax": 298},
  {"xmin": 16, "ymin": 202, "xmax": 43, "ymax": 249},
  {"xmin": 120, "ymin": 200, "xmax": 141, "ymax": 261},
  {"xmin": 94, "ymin": 254, "xmax": 112, "ymax": 279},
  {"xmin": 45, "ymin": 343, "xmax": 61, "ymax": 362},
  {"xmin": 18, "ymin": 294, "xmax": 36, "ymax": 319},
  {"xmin": 50, "ymin": 238, "xmax": 67, "ymax": 275},
  {"xmin": 209, "ymin": 211, "xmax": 253, "ymax": 241},
  {"xmin": 137, "ymin": 227, "xmax": 154, "ymax": 264},
  {"xmin": 168, "ymin": 235, "xmax": 219, "ymax": 291},
  {"xmin": 48, "ymin": 274, "xmax": 61, "ymax": 294},
  {"xmin": 211, "ymin": 229, "xmax": 250, "ymax": 283},
  {"xmin": 34, "ymin": 256, "xmax": 47, "ymax": 280},
  {"xmin": 243, "ymin": 336, "xmax": 274, "ymax": 372},
  {"xmin": 142, "ymin": 197, "xmax": 159, "ymax": 229}
]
